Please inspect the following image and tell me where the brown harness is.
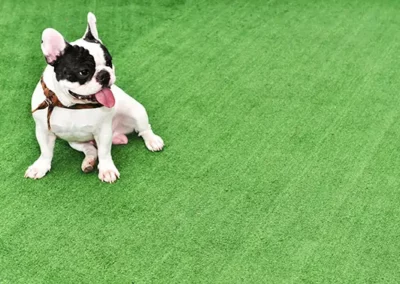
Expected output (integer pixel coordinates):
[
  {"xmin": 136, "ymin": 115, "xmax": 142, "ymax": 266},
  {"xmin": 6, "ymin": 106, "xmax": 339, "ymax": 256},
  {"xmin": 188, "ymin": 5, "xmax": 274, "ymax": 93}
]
[{"xmin": 32, "ymin": 77, "xmax": 103, "ymax": 130}]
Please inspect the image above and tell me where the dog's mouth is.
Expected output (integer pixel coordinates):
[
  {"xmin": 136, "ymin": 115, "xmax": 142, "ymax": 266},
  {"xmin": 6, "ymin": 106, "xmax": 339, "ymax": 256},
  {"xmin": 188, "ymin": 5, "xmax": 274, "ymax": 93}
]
[
  {"xmin": 69, "ymin": 89, "xmax": 115, "ymax": 108},
  {"xmin": 69, "ymin": 90, "xmax": 94, "ymax": 100}
]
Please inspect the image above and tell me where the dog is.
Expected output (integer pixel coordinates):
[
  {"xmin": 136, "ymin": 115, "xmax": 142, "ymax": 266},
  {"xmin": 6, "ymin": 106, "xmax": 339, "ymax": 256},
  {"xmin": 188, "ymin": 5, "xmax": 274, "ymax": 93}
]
[{"xmin": 25, "ymin": 12, "xmax": 164, "ymax": 183}]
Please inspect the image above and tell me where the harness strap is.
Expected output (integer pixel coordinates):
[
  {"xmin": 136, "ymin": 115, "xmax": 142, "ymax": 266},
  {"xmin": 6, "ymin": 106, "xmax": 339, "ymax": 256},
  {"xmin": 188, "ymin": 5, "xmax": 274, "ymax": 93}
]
[{"xmin": 32, "ymin": 77, "xmax": 103, "ymax": 130}]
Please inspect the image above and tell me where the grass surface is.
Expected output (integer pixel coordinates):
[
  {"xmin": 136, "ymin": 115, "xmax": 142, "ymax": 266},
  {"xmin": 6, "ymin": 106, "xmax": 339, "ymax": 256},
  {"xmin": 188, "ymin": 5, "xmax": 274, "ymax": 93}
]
[{"xmin": 1, "ymin": 0, "xmax": 400, "ymax": 283}]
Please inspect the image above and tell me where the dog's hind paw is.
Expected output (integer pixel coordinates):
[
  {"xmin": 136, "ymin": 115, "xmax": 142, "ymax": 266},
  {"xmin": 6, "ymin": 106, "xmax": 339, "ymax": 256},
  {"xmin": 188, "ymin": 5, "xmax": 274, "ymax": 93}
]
[
  {"xmin": 112, "ymin": 133, "xmax": 128, "ymax": 145},
  {"xmin": 82, "ymin": 156, "xmax": 97, "ymax": 173}
]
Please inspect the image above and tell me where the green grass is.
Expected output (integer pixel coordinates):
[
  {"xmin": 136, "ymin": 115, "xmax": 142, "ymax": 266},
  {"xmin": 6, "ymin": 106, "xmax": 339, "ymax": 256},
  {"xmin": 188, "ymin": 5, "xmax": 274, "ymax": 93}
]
[{"xmin": 1, "ymin": 0, "xmax": 400, "ymax": 282}]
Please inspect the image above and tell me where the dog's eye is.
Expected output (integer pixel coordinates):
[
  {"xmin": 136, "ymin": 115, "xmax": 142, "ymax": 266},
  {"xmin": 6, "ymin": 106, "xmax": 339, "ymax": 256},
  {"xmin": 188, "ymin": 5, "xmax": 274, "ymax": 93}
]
[{"xmin": 79, "ymin": 69, "xmax": 89, "ymax": 76}]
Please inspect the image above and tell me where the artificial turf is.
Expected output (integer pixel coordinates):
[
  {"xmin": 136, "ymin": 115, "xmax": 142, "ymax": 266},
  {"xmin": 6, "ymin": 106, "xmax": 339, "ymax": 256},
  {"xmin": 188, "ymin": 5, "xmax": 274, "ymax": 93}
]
[{"xmin": 1, "ymin": 0, "xmax": 400, "ymax": 282}]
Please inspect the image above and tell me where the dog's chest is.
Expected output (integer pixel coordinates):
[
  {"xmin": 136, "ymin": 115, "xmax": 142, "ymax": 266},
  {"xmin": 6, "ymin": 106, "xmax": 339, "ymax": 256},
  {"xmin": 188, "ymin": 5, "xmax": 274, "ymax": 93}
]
[{"xmin": 34, "ymin": 107, "xmax": 113, "ymax": 142}]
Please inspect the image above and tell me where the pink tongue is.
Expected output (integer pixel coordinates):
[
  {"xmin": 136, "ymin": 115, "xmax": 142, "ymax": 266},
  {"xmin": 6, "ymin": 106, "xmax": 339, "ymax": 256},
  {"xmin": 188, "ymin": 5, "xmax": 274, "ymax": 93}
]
[{"xmin": 95, "ymin": 88, "xmax": 115, "ymax": 108}]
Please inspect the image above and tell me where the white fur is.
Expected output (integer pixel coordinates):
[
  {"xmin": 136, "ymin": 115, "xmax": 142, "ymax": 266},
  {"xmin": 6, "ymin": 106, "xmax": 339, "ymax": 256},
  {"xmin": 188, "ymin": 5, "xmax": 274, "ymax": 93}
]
[
  {"xmin": 84, "ymin": 12, "xmax": 101, "ymax": 42},
  {"xmin": 25, "ymin": 13, "xmax": 164, "ymax": 183}
]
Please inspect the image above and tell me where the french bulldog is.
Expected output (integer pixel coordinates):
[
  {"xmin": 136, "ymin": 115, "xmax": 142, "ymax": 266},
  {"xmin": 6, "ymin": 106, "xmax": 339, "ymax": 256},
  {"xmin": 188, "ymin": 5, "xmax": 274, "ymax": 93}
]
[{"xmin": 25, "ymin": 12, "xmax": 164, "ymax": 183}]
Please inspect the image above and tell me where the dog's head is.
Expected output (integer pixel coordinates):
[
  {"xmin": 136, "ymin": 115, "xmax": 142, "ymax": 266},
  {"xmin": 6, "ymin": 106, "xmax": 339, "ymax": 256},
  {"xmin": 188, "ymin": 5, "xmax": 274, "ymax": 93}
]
[{"xmin": 41, "ymin": 12, "xmax": 115, "ymax": 107}]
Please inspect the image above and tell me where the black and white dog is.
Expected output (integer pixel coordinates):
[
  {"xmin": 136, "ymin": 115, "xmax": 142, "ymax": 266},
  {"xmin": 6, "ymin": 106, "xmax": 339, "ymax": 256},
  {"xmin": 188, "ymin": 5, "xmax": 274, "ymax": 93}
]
[{"xmin": 25, "ymin": 12, "xmax": 164, "ymax": 183}]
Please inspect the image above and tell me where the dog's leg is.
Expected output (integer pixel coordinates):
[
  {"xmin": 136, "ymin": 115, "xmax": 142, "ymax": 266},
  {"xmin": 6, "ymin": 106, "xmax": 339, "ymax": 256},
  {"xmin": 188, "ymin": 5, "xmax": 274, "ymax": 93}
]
[
  {"xmin": 135, "ymin": 104, "xmax": 164, "ymax": 152},
  {"xmin": 69, "ymin": 142, "xmax": 98, "ymax": 173},
  {"xmin": 113, "ymin": 86, "xmax": 164, "ymax": 151},
  {"xmin": 25, "ymin": 126, "xmax": 56, "ymax": 179},
  {"xmin": 95, "ymin": 122, "xmax": 120, "ymax": 183}
]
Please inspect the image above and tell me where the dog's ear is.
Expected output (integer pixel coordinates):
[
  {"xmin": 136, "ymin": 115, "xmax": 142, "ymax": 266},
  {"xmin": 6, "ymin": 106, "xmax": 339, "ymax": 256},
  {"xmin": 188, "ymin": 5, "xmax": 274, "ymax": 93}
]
[
  {"xmin": 41, "ymin": 28, "xmax": 69, "ymax": 66},
  {"xmin": 83, "ymin": 12, "xmax": 101, "ymax": 43}
]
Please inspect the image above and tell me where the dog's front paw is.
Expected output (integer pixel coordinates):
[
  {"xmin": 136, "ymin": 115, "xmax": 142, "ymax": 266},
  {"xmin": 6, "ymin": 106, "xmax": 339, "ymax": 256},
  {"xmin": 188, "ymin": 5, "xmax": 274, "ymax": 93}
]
[
  {"xmin": 24, "ymin": 160, "xmax": 51, "ymax": 179},
  {"xmin": 144, "ymin": 134, "xmax": 164, "ymax": 152},
  {"xmin": 98, "ymin": 164, "xmax": 120, "ymax": 183}
]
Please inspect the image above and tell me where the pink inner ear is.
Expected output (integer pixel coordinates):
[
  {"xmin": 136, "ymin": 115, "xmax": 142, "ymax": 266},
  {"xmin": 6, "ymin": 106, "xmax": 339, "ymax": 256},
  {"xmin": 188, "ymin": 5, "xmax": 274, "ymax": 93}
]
[{"xmin": 41, "ymin": 28, "xmax": 67, "ymax": 64}]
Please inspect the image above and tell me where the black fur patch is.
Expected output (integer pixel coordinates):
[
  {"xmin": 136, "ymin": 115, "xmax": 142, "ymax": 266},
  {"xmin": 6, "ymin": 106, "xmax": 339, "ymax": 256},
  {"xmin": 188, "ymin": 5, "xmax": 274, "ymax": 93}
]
[
  {"xmin": 100, "ymin": 44, "xmax": 113, "ymax": 67},
  {"xmin": 83, "ymin": 26, "xmax": 100, "ymax": 43},
  {"xmin": 53, "ymin": 44, "xmax": 96, "ymax": 85},
  {"xmin": 83, "ymin": 30, "xmax": 113, "ymax": 67}
]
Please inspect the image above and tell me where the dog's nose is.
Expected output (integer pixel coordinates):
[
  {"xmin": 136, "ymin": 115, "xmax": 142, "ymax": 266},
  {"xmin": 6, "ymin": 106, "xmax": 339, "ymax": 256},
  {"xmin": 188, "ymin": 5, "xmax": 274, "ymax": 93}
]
[{"xmin": 96, "ymin": 70, "xmax": 110, "ymax": 87}]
